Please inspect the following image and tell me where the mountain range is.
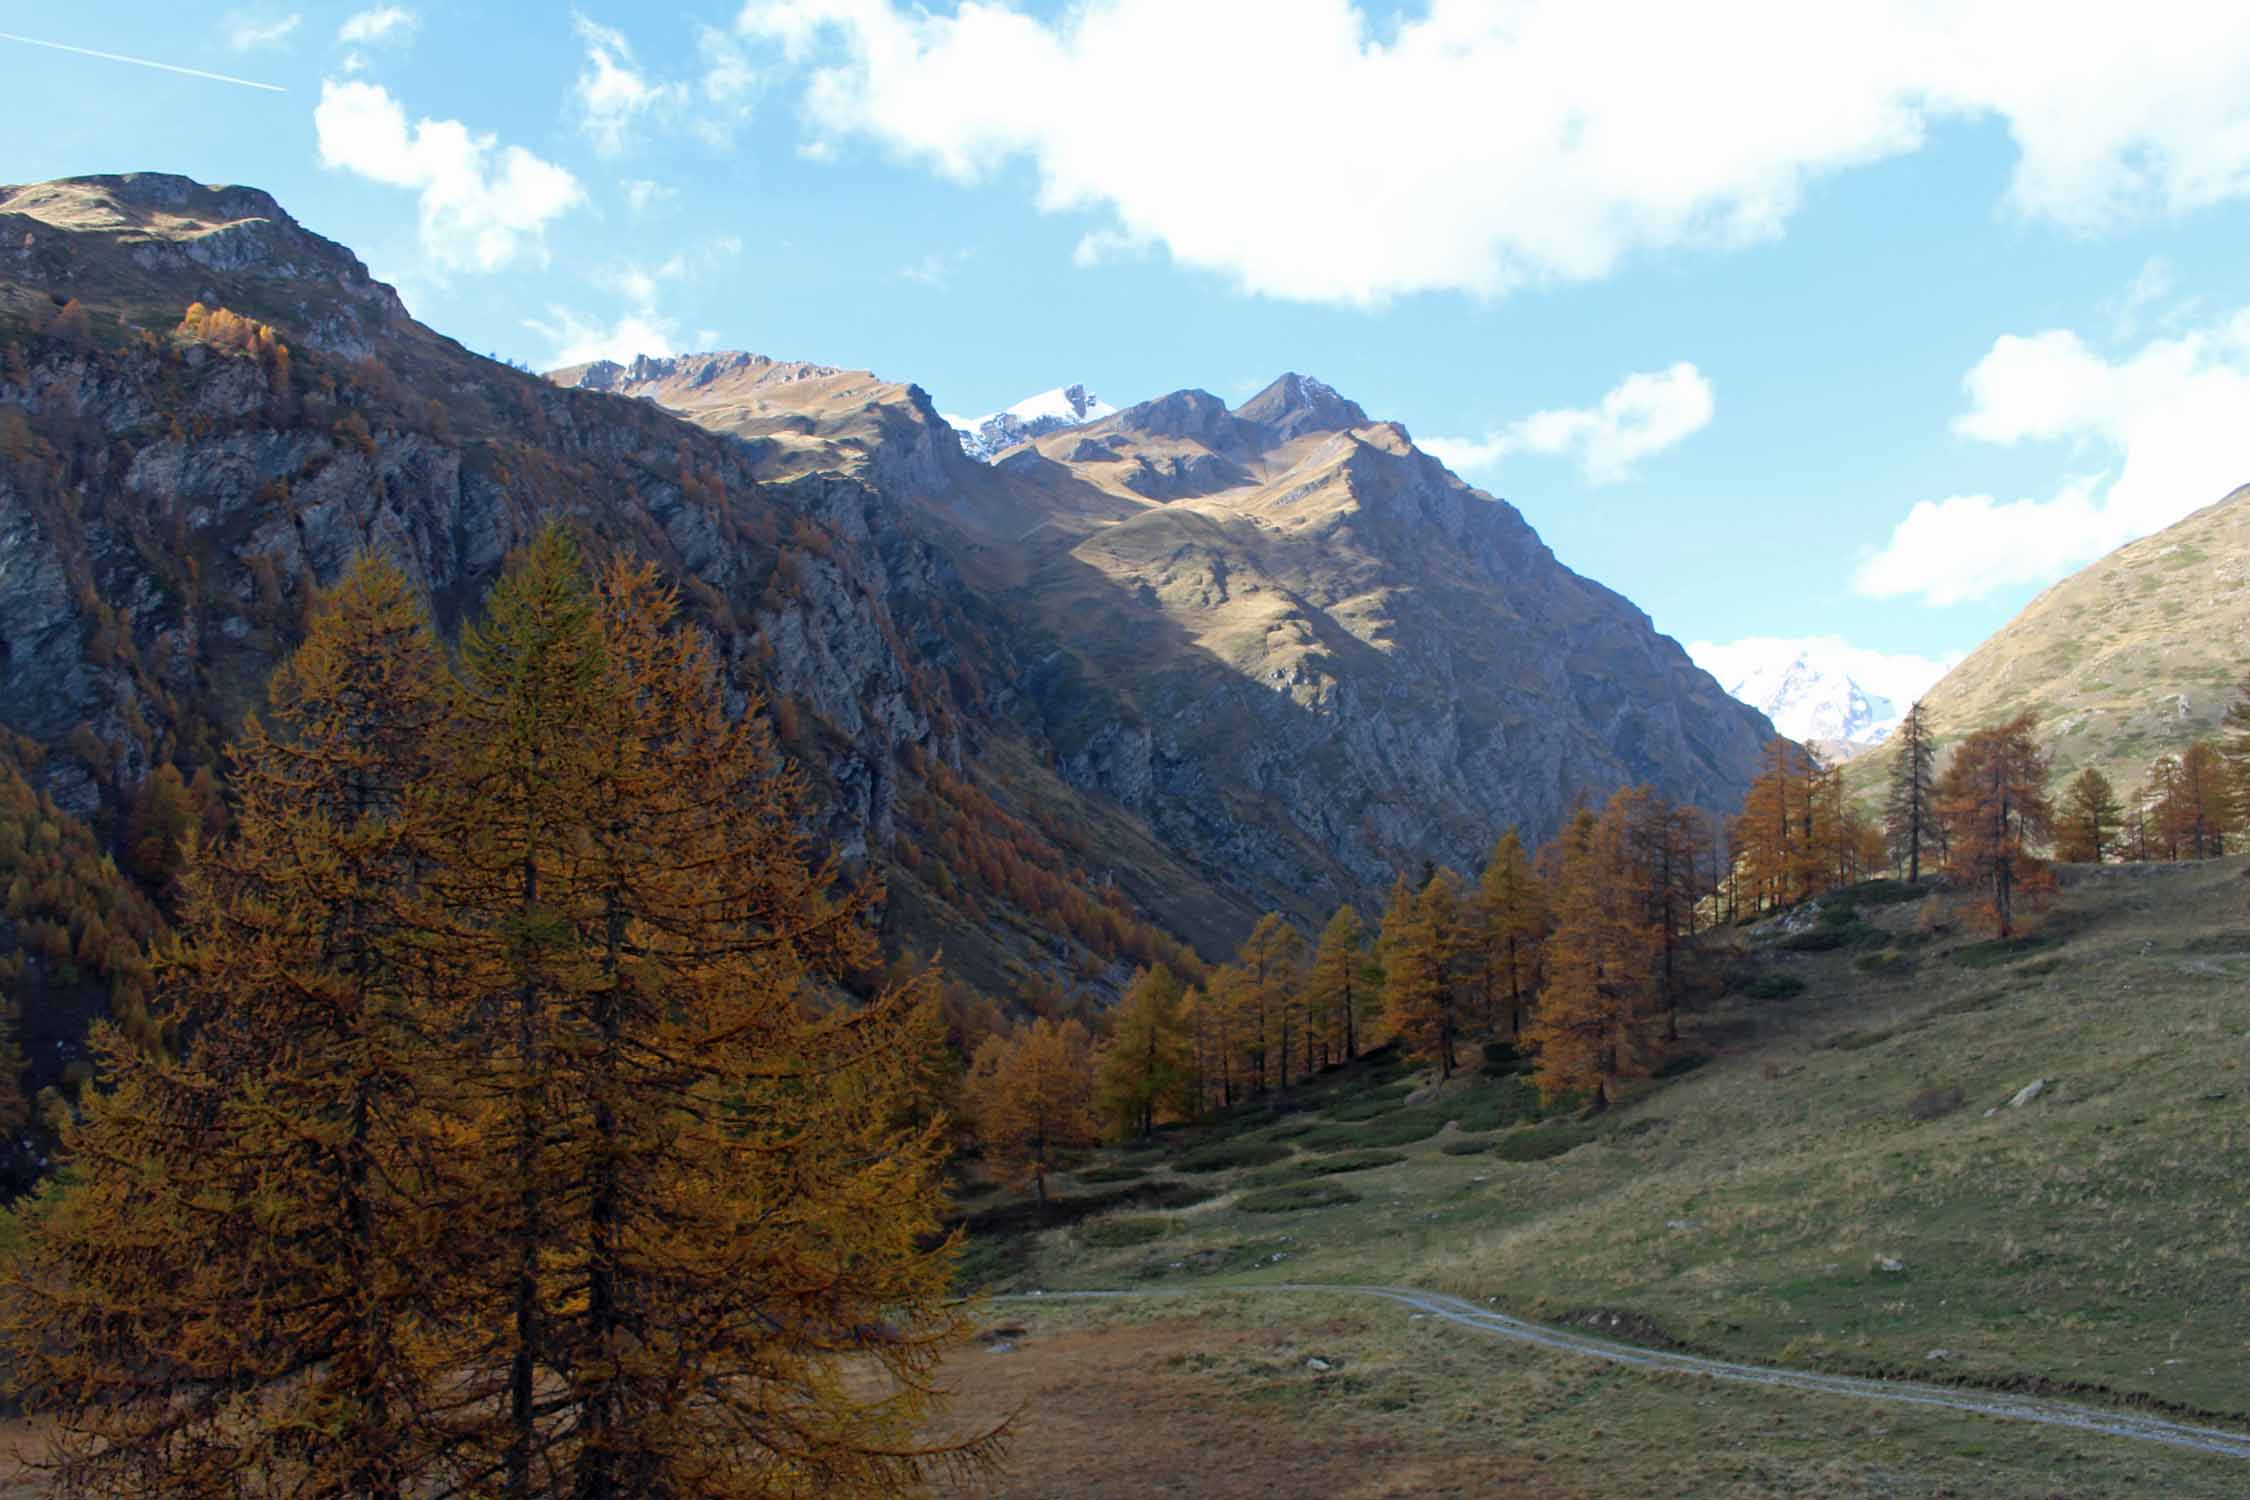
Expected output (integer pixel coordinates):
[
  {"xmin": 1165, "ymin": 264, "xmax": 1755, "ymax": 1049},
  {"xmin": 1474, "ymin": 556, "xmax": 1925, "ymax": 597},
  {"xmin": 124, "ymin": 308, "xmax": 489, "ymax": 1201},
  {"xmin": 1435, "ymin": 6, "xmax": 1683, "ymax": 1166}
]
[{"xmin": 0, "ymin": 173, "xmax": 1775, "ymax": 1072}]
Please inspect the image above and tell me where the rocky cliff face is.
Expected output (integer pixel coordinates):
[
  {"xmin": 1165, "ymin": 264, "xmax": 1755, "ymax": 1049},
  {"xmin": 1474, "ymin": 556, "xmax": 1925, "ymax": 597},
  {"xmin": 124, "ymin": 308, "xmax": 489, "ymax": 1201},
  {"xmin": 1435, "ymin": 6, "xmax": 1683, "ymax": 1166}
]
[
  {"xmin": 2, "ymin": 176, "xmax": 1267, "ymax": 1017},
  {"xmin": 556, "ymin": 364, "xmax": 1778, "ymax": 904}
]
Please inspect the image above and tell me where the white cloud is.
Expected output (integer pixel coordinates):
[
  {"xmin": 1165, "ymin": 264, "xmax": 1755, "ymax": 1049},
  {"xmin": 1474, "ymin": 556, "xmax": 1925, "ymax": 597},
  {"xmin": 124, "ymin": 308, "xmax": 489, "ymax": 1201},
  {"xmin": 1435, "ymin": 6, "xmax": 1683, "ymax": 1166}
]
[
  {"xmin": 525, "ymin": 238, "xmax": 743, "ymax": 367},
  {"xmin": 573, "ymin": 16, "xmax": 755, "ymax": 155},
  {"xmin": 313, "ymin": 79, "xmax": 584, "ymax": 273},
  {"xmin": 735, "ymin": 0, "xmax": 2250, "ymax": 306},
  {"xmin": 1857, "ymin": 309, "xmax": 2250, "ymax": 605},
  {"xmin": 574, "ymin": 14, "xmax": 684, "ymax": 156},
  {"xmin": 224, "ymin": 10, "xmax": 301, "ymax": 51},
  {"xmin": 898, "ymin": 248, "xmax": 973, "ymax": 288},
  {"xmin": 338, "ymin": 6, "xmax": 416, "ymax": 46},
  {"xmin": 1688, "ymin": 634, "xmax": 1963, "ymax": 716},
  {"xmin": 524, "ymin": 308, "xmax": 681, "ymax": 367},
  {"xmin": 623, "ymin": 178, "xmax": 677, "ymax": 214},
  {"xmin": 1425, "ymin": 363, "xmax": 1714, "ymax": 484}
]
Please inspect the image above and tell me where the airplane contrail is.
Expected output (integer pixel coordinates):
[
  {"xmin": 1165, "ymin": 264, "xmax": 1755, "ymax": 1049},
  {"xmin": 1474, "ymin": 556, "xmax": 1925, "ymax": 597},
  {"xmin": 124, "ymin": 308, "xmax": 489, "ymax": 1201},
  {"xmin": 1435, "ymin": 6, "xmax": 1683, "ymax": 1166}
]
[{"xmin": 0, "ymin": 30, "xmax": 287, "ymax": 92}]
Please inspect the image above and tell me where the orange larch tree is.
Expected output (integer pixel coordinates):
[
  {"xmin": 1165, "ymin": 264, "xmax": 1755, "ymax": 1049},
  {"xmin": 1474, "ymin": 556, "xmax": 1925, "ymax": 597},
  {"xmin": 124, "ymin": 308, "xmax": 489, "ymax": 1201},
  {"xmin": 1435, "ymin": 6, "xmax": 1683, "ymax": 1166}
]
[
  {"xmin": 966, "ymin": 1017, "xmax": 1099, "ymax": 1204},
  {"xmin": 1938, "ymin": 712, "xmax": 2056, "ymax": 939},
  {"xmin": 1530, "ymin": 790, "xmax": 1663, "ymax": 1109},
  {"xmin": 1470, "ymin": 829, "xmax": 1548, "ymax": 1041}
]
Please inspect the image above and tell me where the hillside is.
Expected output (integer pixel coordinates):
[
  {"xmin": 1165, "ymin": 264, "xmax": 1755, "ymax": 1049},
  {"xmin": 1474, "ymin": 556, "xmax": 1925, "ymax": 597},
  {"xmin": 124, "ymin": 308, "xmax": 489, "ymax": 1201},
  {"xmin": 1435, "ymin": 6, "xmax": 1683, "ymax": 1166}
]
[
  {"xmin": 1852, "ymin": 484, "xmax": 2250, "ymax": 799},
  {"xmin": 555, "ymin": 362, "xmax": 1777, "ymax": 895},
  {"xmin": 947, "ymin": 860, "xmax": 2250, "ymax": 1495}
]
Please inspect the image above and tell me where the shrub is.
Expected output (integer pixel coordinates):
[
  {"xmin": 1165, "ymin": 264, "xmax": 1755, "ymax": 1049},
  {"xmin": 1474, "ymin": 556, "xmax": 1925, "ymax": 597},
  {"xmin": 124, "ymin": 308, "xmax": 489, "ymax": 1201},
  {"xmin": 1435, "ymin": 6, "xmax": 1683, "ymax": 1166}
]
[
  {"xmin": 1491, "ymin": 1123, "xmax": 1595, "ymax": 1162},
  {"xmin": 1853, "ymin": 950, "xmax": 1911, "ymax": 976},
  {"xmin": 1263, "ymin": 1121, "xmax": 1314, "ymax": 1141},
  {"xmin": 1840, "ymin": 878, "xmax": 1924, "ymax": 907},
  {"xmin": 1243, "ymin": 1149, "xmax": 1405, "ymax": 1187},
  {"xmin": 1950, "ymin": 935, "xmax": 2059, "ymax": 970},
  {"xmin": 1076, "ymin": 1164, "xmax": 1150, "ymax": 1184},
  {"xmin": 1443, "ymin": 1077, "xmax": 1540, "ymax": 1133},
  {"xmin": 1439, "ymin": 1138, "xmax": 1492, "ymax": 1156},
  {"xmin": 1341, "ymin": 1108, "xmax": 1447, "ymax": 1149},
  {"xmin": 1906, "ymin": 1086, "xmax": 1964, "ymax": 1123},
  {"xmin": 1175, "ymin": 1140, "xmax": 1291, "ymax": 1173},
  {"xmin": 1237, "ymin": 1181, "xmax": 1362, "ymax": 1213},
  {"xmin": 1480, "ymin": 1040, "xmax": 1531, "ymax": 1077},
  {"xmin": 1742, "ymin": 972, "xmax": 1807, "ymax": 1001},
  {"xmin": 1081, "ymin": 1215, "xmax": 1174, "ymax": 1247},
  {"xmin": 1781, "ymin": 925, "xmax": 1868, "ymax": 952},
  {"xmin": 1323, "ymin": 1096, "xmax": 1402, "ymax": 1122}
]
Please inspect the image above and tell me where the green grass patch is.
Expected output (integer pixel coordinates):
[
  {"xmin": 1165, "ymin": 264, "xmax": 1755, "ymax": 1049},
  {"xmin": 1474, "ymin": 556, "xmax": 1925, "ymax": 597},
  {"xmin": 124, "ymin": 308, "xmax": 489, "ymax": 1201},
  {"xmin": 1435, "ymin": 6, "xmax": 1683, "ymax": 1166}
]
[
  {"xmin": 1080, "ymin": 1215, "xmax": 1174, "ymax": 1247},
  {"xmin": 1243, "ymin": 1149, "xmax": 1407, "ymax": 1187},
  {"xmin": 1741, "ymin": 972, "xmax": 1807, "ymax": 1001},
  {"xmin": 1950, "ymin": 934, "xmax": 2060, "ymax": 969},
  {"xmin": 1237, "ymin": 1181, "xmax": 1363, "ymax": 1213},
  {"xmin": 1074, "ymin": 1164, "xmax": 1151, "ymax": 1184},
  {"xmin": 1853, "ymin": 949, "xmax": 1912, "ymax": 976},
  {"xmin": 1175, "ymin": 1140, "xmax": 1292, "ymax": 1173},
  {"xmin": 1491, "ymin": 1122, "xmax": 1596, "ymax": 1162}
]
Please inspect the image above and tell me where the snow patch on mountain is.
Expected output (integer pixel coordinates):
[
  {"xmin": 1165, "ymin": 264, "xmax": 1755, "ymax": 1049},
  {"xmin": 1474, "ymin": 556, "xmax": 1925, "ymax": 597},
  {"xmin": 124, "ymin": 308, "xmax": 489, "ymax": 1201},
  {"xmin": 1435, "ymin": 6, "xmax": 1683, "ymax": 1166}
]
[
  {"xmin": 1688, "ymin": 636, "xmax": 1963, "ymax": 749},
  {"xmin": 945, "ymin": 383, "xmax": 1116, "ymax": 461}
]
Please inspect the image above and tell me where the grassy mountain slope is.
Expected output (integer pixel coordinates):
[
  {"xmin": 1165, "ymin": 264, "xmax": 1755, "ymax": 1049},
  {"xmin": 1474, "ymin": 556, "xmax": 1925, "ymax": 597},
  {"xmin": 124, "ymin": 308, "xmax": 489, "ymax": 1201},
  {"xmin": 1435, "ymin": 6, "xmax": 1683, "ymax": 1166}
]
[
  {"xmin": 1852, "ymin": 484, "xmax": 2250, "ymax": 801},
  {"xmin": 961, "ymin": 859, "xmax": 2250, "ymax": 1457}
]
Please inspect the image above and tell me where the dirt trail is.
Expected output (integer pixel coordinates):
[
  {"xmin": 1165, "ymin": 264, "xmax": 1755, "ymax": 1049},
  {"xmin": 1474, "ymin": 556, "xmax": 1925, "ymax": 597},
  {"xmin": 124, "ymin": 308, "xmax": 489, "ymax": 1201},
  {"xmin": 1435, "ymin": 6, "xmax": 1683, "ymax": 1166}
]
[{"xmin": 1001, "ymin": 1284, "xmax": 2250, "ymax": 1462}]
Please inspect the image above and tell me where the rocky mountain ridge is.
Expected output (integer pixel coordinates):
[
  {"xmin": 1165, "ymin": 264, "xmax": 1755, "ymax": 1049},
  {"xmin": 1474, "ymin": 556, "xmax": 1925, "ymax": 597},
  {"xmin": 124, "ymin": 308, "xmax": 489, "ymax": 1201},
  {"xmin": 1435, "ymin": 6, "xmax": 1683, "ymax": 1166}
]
[{"xmin": 560, "ymin": 358, "xmax": 1778, "ymax": 888}]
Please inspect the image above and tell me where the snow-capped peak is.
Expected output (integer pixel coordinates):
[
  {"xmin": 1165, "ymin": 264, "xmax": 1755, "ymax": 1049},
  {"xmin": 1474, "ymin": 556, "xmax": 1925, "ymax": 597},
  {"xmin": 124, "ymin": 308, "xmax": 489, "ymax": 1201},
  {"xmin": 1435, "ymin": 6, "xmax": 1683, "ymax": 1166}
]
[
  {"xmin": 1722, "ymin": 655, "xmax": 1897, "ymax": 747},
  {"xmin": 948, "ymin": 383, "xmax": 1117, "ymax": 462}
]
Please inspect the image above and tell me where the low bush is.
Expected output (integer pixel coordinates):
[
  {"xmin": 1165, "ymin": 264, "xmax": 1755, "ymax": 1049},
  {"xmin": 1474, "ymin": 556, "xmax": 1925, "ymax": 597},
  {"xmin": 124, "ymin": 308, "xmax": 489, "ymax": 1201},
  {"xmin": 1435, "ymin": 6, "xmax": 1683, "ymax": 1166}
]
[
  {"xmin": 1742, "ymin": 972, "xmax": 1807, "ymax": 1001},
  {"xmin": 1782, "ymin": 925, "xmax": 1861, "ymax": 952},
  {"xmin": 1906, "ymin": 1085, "xmax": 1965, "ymax": 1123},
  {"xmin": 1263, "ymin": 1121, "xmax": 1314, "ymax": 1140},
  {"xmin": 1950, "ymin": 934, "xmax": 2059, "ymax": 970},
  {"xmin": 1342, "ymin": 1108, "xmax": 1448, "ymax": 1149},
  {"xmin": 1243, "ymin": 1149, "xmax": 1406, "ymax": 1187},
  {"xmin": 1853, "ymin": 949, "xmax": 1912, "ymax": 976},
  {"xmin": 1448, "ymin": 1076, "xmax": 1548, "ymax": 1132},
  {"xmin": 1237, "ymin": 1181, "xmax": 1362, "ymax": 1213},
  {"xmin": 1439, "ymin": 1138, "xmax": 1492, "ymax": 1156},
  {"xmin": 1076, "ymin": 1164, "xmax": 1150, "ymax": 1184},
  {"xmin": 1839, "ymin": 878, "xmax": 1925, "ymax": 907},
  {"xmin": 1175, "ymin": 1140, "xmax": 1292, "ymax": 1173},
  {"xmin": 1491, "ymin": 1123, "xmax": 1596, "ymax": 1162},
  {"xmin": 1324, "ymin": 1096, "xmax": 1403, "ymax": 1122},
  {"xmin": 1480, "ymin": 1040, "xmax": 1531, "ymax": 1076},
  {"xmin": 1081, "ymin": 1215, "xmax": 1174, "ymax": 1247}
]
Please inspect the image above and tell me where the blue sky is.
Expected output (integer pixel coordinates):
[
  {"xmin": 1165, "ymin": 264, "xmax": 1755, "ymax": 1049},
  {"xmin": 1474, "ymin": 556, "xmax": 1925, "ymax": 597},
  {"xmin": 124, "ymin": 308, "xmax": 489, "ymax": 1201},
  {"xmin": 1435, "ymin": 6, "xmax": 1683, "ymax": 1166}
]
[{"xmin": 10, "ymin": 1, "xmax": 2250, "ymax": 703}]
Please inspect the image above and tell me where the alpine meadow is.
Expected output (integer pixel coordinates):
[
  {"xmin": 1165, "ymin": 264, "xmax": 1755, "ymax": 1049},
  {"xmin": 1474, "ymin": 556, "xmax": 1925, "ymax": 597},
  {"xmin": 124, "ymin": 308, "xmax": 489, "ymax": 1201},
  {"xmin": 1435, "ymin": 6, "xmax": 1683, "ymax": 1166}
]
[{"xmin": 4, "ymin": 3, "xmax": 2250, "ymax": 1496}]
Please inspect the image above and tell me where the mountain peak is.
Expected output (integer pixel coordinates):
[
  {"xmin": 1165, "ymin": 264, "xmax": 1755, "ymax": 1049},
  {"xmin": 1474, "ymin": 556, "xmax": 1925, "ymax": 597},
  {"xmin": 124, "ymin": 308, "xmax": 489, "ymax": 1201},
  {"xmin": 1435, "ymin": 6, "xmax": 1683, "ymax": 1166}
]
[
  {"xmin": 949, "ymin": 381, "xmax": 1117, "ymax": 462},
  {"xmin": 1234, "ymin": 372, "xmax": 1369, "ymax": 440}
]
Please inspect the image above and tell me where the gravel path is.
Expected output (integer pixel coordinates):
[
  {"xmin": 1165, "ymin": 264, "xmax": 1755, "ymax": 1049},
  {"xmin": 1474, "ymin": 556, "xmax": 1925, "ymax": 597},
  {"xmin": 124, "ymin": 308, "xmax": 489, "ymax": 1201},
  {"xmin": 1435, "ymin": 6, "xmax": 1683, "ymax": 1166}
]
[{"xmin": 1000, "ymin": 1283, "xmax": 2250, "ymax": 1461}]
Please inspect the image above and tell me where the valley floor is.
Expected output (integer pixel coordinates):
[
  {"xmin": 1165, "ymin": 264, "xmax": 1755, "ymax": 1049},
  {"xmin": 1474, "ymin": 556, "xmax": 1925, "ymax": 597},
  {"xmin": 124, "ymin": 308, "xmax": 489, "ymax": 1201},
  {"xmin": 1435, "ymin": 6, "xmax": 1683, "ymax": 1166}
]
[{"xmin": 945, "ymin": 858, "xmax": 2250, "ymax": 1496}]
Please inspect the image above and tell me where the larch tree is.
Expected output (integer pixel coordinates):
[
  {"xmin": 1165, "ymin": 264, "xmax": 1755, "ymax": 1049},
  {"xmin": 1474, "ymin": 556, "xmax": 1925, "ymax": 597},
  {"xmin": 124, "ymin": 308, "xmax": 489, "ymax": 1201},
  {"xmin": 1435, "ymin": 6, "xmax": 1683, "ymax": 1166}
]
[
  {"xmin": 1094, "ymin": 964, "xmax": 1190, "ymax": 1139},
  {"xmin": 2155, "ymin": 740, "xmax": 2229, "ymax": 860},
  {"xmin": 1732, "ymin": 738, "xmax": 1803, "ymax": 914},
  {"xmin": 1884, "ymin": 700, "xmax": 1940, "ymax": 882},
  {"xmin": 0, "ymin": 990, "xmax": 24, "ymax": 1139},
  {"xmin": 966, "ymin": 1017, "xmax": 1098, "ymax": 1205},
  {"xmin": 6, "ymin": 555, "xmax": 468, "ymax": 1500},
  {"xmin": 1236, "ymin": 913, "xmax": 1305, "ymax": 1092},
  {"xmin": 1937, "ymin": 712, "xmax": 2055, "ymax": 940},
  {"xmin": 1381, "ymin": 872, "xmax": 1466, "ymax": 1079},
  {"xmin": 1471, "ymin": 830, "xmax": 1548, "ymax": 1041},
  {"xmin": 439, "ymin": 532, "xmax": 992, "ymax": 1498},
  {"xmin": 2057, "ymin": 767, "xmax": 2121, "ymax": 863},
  {"xmin": 1304, "ymin": 903, "xmax": 1370, "ymax": 1067},
  {"xmin": 1529, "ymin": 790, "xmax": 1662, "ymax": 1110}
]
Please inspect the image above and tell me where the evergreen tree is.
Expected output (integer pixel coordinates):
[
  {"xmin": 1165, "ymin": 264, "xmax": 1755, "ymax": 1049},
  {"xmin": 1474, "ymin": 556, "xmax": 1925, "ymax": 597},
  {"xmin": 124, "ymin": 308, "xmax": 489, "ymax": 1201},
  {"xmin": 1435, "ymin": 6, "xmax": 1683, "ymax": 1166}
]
[
  {"xmin": 2057, "ymin": 767, "xmax": 2121, "ymax": 863},
  {"xmin": 1884, "ymin": 700, "xmax": 1939, "ymax": 882}
]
